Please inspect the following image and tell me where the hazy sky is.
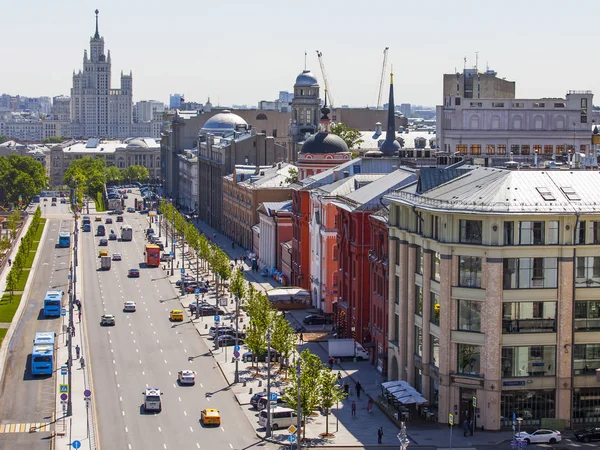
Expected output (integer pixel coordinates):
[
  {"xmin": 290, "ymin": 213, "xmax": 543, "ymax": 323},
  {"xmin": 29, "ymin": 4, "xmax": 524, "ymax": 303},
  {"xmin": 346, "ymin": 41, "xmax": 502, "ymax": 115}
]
[{"xmin": 2, "ymin": 0, "xmax": 599, "ymax": 108}]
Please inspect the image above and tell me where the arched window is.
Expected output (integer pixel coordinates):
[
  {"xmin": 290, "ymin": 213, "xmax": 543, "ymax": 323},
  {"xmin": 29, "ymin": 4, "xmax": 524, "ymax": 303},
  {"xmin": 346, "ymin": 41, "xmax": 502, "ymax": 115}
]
[
  {"xmin": 534, "ymin": 115, "xmax": 544, "ymax": 130},
  {"xmin": 256, "ymin": 113, "xmax": 267, "ymax": 120},
  {"xmin": 512, "ymin": 115, "xmax": 522, "ymax": 130},
  {"xmin": 469, "ymin": 115, "xmax": 480, "ymax": 129},
  {"xmin": 491, "ymin": 115, "xmax": 501, "ymax": 130},
  {"xmin": 554, "ymin": 116, "xmax": 565, "ymax": 130}
]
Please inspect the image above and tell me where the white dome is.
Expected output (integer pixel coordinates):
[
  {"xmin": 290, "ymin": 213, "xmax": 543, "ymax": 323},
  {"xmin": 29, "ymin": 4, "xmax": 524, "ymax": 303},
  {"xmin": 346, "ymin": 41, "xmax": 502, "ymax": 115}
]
[{"xmin": 201, "ymin": 110, "xmax": 248, "ymax": 134}]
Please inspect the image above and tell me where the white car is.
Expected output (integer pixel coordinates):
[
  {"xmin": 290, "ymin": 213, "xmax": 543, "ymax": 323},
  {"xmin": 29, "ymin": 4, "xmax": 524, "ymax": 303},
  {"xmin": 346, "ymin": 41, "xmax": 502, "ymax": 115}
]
[
  {"xmin": 177, "ymin": 370, "xmax": 196, "ymax": 385},
  {"xmin": 515, "ymin": 429, "xmax": 561, "ymax": 444},
  {"xmin": 112, "ymin": 253, "xmax": 122, "ymax": 261},
  {"xmin": 123, "ymin": 301, "xmax": 136, "ymax": 312}
]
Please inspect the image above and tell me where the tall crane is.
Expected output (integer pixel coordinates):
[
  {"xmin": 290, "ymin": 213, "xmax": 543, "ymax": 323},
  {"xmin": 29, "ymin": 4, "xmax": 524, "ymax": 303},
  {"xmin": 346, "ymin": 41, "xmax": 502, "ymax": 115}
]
[
  {"xmin": 316, "ymin": 50, "xmax": 335, "ymax": 108},
  {"xmin": 376, "ymin": 47, "xmax": 390, "ymax": 110}
]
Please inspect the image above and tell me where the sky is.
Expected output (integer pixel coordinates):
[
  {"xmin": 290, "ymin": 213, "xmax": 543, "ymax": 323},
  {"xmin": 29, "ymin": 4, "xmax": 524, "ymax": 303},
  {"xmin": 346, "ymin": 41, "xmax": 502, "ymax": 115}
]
[{"xmin": 2, "ymin": 0, "xmax": 599, "ymax": 108}]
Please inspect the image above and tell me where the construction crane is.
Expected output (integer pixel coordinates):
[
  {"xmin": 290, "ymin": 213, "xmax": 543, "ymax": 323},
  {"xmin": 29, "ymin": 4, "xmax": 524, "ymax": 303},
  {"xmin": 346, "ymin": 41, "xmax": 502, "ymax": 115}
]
[
  {"xmin": 376, "ymin": 47, "xmax": 390, "ymax": 110},
  {"xmin": 316, "ymin": 50, "xmax": 335, "ymax": 108}
]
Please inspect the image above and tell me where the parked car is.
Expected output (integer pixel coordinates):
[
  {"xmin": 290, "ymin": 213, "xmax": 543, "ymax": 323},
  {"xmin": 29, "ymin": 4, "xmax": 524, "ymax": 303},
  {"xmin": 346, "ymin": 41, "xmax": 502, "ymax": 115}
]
[
  {"xmin": 575, "ymin": 427, "xmax": 600, "ymax": 443},
  {"xmin": 242, "ymin": 348, "xmax": 277, "ymax": 363},
  {"xmin": 216, "ymin": 335, "xmax": 242, "ymax": 346},
  {"xmin": 197, "ymin": 306, "xmax": 224, "ymax": 317},
  {"xmin": 302, "ymin": 314, "xmax": 333, "ymax": 325},
  {"xmin": 515, "ymin": 429, "xmax": 561, "ymax": 444},
  {"xmin": 160, "ymin": 253, "xmax": 173, "ymax": 262},
  {"xmin": 256, "ymin": 394, "xmax": 285, "ymax": 411},
  {"xmin": 176, "ymin": 277, "xmax": 195, "ymax": 287},
  {"xmin": 189, "ymin": 302, "xmax": 212, "ymax": 314}
]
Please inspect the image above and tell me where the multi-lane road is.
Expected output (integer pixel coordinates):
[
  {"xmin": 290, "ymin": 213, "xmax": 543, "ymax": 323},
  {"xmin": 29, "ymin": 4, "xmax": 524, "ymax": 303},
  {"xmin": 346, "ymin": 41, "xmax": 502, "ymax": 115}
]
[
  {"xmin": 0, "ymin": 200, "xmax": 72, "ymax": 448},
  {"xmin": 83, "ymin": 194, "xmax": 269, "ymax": 449}
]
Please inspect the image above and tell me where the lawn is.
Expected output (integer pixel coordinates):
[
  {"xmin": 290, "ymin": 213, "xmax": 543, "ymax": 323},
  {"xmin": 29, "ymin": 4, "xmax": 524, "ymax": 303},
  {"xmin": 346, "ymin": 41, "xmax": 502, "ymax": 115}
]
[
  {"xmin": 31, "ymin": 218, "xmax": 46, "ymax": 242},
  {"xmin": 0, "ymin": 294, "xmax": 22, "ymax": 323},
  {"xmin": 0, "ymin": 328, "xmax": 7, "ymax": 346}
]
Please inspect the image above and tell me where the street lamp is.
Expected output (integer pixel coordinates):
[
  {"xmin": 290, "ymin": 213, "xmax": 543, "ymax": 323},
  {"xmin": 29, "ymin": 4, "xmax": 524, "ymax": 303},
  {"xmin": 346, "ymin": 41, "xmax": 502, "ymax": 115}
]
[
  {"xmin": 234, "ymin": 290, "xmax": 240, "ymax": 384},
  {"xmin": 265, "ymin": 329, "xmax": 273, "ymax": 437}
]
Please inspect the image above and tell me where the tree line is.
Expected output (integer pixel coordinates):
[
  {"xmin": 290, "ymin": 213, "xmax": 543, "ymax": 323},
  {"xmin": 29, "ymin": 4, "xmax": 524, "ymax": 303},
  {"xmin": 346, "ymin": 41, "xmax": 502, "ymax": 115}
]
[{"xmin": 0, "ymin": 155, "xmax": 47, "ymax": 207}]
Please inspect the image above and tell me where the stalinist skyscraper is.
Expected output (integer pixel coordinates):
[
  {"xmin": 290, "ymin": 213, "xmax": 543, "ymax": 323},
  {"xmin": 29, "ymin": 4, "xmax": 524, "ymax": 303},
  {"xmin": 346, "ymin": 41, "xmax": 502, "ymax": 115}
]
[{"xmin": 70, "ymin": 10, "xmax": 134, "ymax": 139}]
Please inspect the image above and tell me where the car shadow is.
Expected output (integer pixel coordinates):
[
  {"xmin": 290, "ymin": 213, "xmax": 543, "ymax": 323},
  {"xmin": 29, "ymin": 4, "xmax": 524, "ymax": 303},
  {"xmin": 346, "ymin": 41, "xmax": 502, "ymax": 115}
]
[
  {"xmin": 36, "ymin": 309, "xmax": 58, "ymax": 320},
  {"xmin": 22, "ymin": 355, "xmax": 53, "ymax": 381}
]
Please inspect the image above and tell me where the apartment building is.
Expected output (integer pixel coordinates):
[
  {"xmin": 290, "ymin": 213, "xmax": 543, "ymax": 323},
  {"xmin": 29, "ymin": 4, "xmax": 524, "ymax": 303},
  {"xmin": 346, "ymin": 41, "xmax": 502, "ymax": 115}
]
[{"xmin": 386, "ymin": 165, "xmax": 600, "ymax": 430}]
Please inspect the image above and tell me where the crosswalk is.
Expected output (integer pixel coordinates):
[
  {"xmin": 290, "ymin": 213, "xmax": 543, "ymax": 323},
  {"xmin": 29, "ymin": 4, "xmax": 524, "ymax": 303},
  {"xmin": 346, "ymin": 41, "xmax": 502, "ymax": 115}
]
[{"xmin": 0, "ymin": 422, "xmax": 51, "ymax": 433}]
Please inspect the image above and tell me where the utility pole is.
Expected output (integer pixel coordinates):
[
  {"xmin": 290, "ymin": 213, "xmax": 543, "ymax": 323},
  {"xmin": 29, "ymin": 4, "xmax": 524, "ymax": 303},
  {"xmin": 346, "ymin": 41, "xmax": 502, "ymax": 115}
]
[
  {"xmin": 265, "ymin": 329, "xmax": 272, "ymax": 437},
  {"xmin": 66, "ymin": 181, "xmax": 77, "ymax": 417},
  {"xmin": 234, "ymin": 292, "xmax": 240, "ymax": 383},
  {"xmin": 296, "ymin": 359, "xmax": 302, "ymax": 448},
  {"xmin": 181, "ymin": 231, "xmax": 185, "ymax": 273},
  {"xmin": 170, "ymin": 215, "xmax": 174, "ymax": 276}
]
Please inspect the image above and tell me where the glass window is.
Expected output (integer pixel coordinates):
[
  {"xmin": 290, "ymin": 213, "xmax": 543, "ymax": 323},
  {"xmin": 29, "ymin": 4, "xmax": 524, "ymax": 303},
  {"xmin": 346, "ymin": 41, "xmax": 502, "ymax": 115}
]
[
  {"xmin": 457, "ymin": 300, "xmax": 482, "ymax": 332},
  {"xmin": 521, "ymin": 145, "xmax": 530, "ymax": 155},
  {"xmin": 544, "ymin": 145, "xmax": 553, "ymax": 155},
  {"xmin": 498, "ymin": 144, "xmax": 507, "ymax": 155},
  {"xmin": 415, "ymin": 285, "xmax": 423, "ymax": 316},
  {"xmin": 430, "ymin": 292, "xmax": 440, "ymax": 325},
  {"xmin": 500, "ymin": 389, "xmax": 555, "ymax": 427},
  {"xmin": 416, "ymin": 247, "xmax": 423, "ymax": 274},
  {"xmin": 501, "ymin": 346, "xmax": 556, "ymax": 377},
  {"xmin": 519, "ymin": 221, "xmax": 545, "ymax": 245},
  {"xmin": 576, "ymin": 220, "xmax": 586, "ymax": 244},
  {"xmin": 502, "ymin": 302, "xmax": 557, "ymax": 333},
  {"xmin": 511, "ymin": 144, "xmax": 520, "ymax": 155},
  {"xmin": 573, "ymin": 344, "xmax": 600, "ymax": 375},
  {"xmin": 486, "ymin": 144, "xmax": 495, "ymax": 154},
  {"xmin": 548, "ymin": 221, "xmax": 559, "ymax": 244},
  {"xmin": 504, "ymin": 221, "xmax": 515, "ymax": 245},
  {"xmin": 574, "ymin": 301, "xmax": 600, "ymax": 331},
  {"xmin": 575, "ymin": 257, "xmax": 600, "ymax": 287},
  {"xmin": 591, "ymin": 222, "xmax": 600, "ymax": 244},
  {"xmin": 414, "ymin": 326, "xmax": 423, "ymax": 357},
  {"xmin": 572, "ymin": 387, "xmax": 600, "ymax": 424},
  {"xmin": 470, "ymin": 144, "xmax": 481, "ymax": 155},
  {"xmin": 430, "ymin": 335, "xmax": 440, "ymax": 368},
  {"xmin": 431, "ymin": 252, "xmax": 441, "ymax": 282},
  {"xmin": 394, "ymin": 276, "xmax": 399, "ymax": 305},
  {"xmin": 393, "ymin": 313, "xmax": 399, "ymax": 343},
  {"xmin": 459, "ymin": 256, "xmax": 482, "ymax": 288},
  {"xmin": 459, "ymin": 220, "xmax": 482, "ymax": 244},
  {"xmin": 503, "ymin": 258, "xmax": 558, "ymax": 289},
  {"xmin": 457, "ymin": 344, "xmax": 481, "ymax": 376}
]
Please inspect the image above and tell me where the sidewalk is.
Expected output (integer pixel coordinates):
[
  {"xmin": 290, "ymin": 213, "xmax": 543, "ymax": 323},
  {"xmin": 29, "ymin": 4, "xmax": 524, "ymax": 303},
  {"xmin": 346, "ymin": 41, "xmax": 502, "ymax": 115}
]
[{"xmin": 160, "ymin": 214, "xmax": 515, "ymax": 448}]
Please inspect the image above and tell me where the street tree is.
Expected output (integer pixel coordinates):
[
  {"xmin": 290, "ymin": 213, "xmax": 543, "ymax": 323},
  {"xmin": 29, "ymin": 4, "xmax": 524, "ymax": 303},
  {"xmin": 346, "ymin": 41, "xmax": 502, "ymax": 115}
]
[
  {"xmin": 245, "ymin": 291, "xmax": 274, "ymax": 372},
  {"xmin": 270, "ymin": 312, "xmax": 296, "ymax": 376},
  {"xmin": 105, "ymin": 165, "xmax": 123, "ymax": 184},
  {"xmin": 41, "ymin": 136, "xmax": 67, "ymax": 144},
  {"xmin": 318, "ymin": 369, "xmax": 346, "ymax": 436},
  {"xmin": 0, "ymin": 155, "xmax": 47, "ymax": 205},
  {"xmin": 6, "ymin": 269, "xmax": 18, "ymax": 301},
  {"xmin": 122, "ymin": 165, "xmax": 149, "ymax": 183},
  {"xmin": 330, "ymin": 122, "xmax": 364, "ymax": 149},
  {"xmin": 282, "ymin": 349, "xmax": 324, "ymax": 440},
  {"xmin": 63, "ymin": 157, "xmax": 106, "ymax": 198},
  {"xmin": 229, "ymin": 267, "xmax": 246, "ymax": 308}
]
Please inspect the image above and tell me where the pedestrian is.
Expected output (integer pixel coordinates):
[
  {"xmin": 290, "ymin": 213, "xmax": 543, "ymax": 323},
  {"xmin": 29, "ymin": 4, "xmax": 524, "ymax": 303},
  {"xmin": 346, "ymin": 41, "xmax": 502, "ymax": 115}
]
[
  {"xmin": 377, "ymin": 427, "xmax": 383, "ymax": 444},
  {"xmin": 7, "ymin": 258, "xmax": 11, "ymax": 266},
  {"xmin": 80, "ymin": 356, "xmax": 85, "ymax": 369},
  {"xmin": 469, "ymin": 419, "xmax": 474, "ymax": 436},
  {"xmin": 343, "ymin": 382, "xmax": 350, "ymax": 396},
  {"xmin": 75, "ymin": 344, "xmax": 80, "ymax": 359},
  {"xmin": 351, "ymin": 400, "xmax": 357, "ymax": 417},
  {"xmin": 78, "ymin": 310, "xmax": 82, "ymax": 322},
  {"xmin": 328, "ymin": 357, "xmax": 334, "ymax": 370},
  {"xmin": 356, "ymin": 381, "xmax": 362, "ymax": 399},
  {"xmin": 71, "ymin": 327, "xmax": 75, "ymax": 338},
  {"xmin": 463, "ymin": 419, "xmax": 469, "ymax": 437},
  {"xmin": 367, "ymin": 398, "xmax": 374, "ymax": 413},
  {"xmin": 299, "ymin": 332, "xmax": 304, "ymax": 344},
  {"xmin": 234, "ymin": 258, "xmax": 238, "ymax": 265},
  {"xmin": 337, "ymin": 372, "xmax": 342, "ymax": 384}
]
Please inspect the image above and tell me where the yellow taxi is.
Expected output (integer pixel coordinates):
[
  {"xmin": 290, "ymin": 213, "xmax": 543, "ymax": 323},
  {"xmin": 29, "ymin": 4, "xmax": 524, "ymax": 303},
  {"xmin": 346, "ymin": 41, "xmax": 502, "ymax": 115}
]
[
  {"xmin": 200, "ymin": 408, "xmax": 221, "ymax": 426},
  {"xmin": 98, "ymin": 249, "xmax": 109, "ymax": 257},
  {"xmin": 170, "ymin": 309, "xmax": 184, "ymax": 321},
  {"xmin": 95, "ymin": 216, "xmax": 102, "ymax": 222}
]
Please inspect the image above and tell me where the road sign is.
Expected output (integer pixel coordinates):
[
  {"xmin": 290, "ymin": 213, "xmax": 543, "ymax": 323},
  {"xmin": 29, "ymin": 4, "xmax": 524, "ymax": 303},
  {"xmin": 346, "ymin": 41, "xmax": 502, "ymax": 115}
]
[
  {"xmin": 72, "ymin": 440, "xmax": 81, "ymax": 449},
  {"xmin": 60, "ymin": 384, "xmax": 69, "ymax": 394},
  {"xmin": 61, "ymin": 308, "xmax": 67, "ymax": 317},
  {"xmin": 233, "ymin": 351, "xmax": 240, "ymax": 359},
  {"xmin": 214, "ymin": 315, "xmax": 220, "ymax": 323},
  {"xmin": 233, "ymin": 345, "xmax": 240, "ymax": 351},
  {"xmin": 448, "ymin": 413, "xmax": 454, "ymax": 426},
  {"xmin": 60, "ymin": 393, "xmax": 68, "ymax": 401},
  {"xmin": 288, "ymin": 425, "xmax": 297, "ymax": 434},
  {"xmin": 180, "ymin": 268, "xmax": 185, "ymax": 274},
  {"xmin": 61, "ymin": 365, "xmax": 68, "ymax": 376},
  {"xmin": 173, "ymin": 239, "xmax": 178, "ymax": 244},
  {"xmin": 84, "ymin": 389, "xmax": 91, "ymax": 398},
  {"xmin": 270, "ymin": 393, "xmax": 278, "ymax": 401},
  {"xmin": 472, "ymin": 396, "xmax": 477, "ymax": 408},
  {"xmin": 287, "ymin": 434, "xmax": 296, "ymax": 443},
  {"xmin": 194, "ymin": 288, "xmax": 200, "ymax": 294}
]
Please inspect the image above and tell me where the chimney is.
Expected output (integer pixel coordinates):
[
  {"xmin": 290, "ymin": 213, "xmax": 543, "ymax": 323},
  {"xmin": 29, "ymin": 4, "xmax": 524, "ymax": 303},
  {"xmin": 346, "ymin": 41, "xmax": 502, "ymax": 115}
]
[{"xmin": 375, "ymin": 122, "xmax": 382, "ymax": 135}]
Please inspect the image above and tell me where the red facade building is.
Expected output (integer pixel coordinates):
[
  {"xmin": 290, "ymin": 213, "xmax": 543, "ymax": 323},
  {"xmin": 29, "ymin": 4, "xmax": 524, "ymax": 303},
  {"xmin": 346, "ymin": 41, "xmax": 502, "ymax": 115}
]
[{"xmin": 291, "ymin": 188, "xmax": 310, "ymax": 290}]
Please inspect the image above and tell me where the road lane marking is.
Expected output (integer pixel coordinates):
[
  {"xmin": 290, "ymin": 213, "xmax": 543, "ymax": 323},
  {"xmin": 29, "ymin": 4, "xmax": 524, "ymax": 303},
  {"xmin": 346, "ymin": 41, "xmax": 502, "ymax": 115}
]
[
  {"xmin": 125, "ymin": 427, "xmax": 128, "ymax": 432},
  {"xmin": 142, "ymin": 371, "xmax": 145, "ymax": 375},
  {"xmin": 119, "ymin": 396, "xmax": 122, "ymax": 402},
  {"xmin": 136, "ymin": 349, "xmax": 139, "ymax": 353},
  {"xmin": 139, "ymin": 360, "xmax": 142, "ymax": 364},
  {"xmin": 221, "ymin": 427, "xmax": 225, "ymax": 432},
  {"xmin": 184, "ymin": 411, "xmax": 187, "ymax": 416},
  {"xmin": 122, "ymin": 411, "xmax": 125, "ymax": 416},
  {"xmin": 164, "ymin": 359, "xmax": 168, "ymax": 364},
  {"xmin": 196, "ymin": 444, "xmax": 200, "ymax": 448},
  {"xmin": 178, "ymin": 397, "xmax": 181, "ymax": 402},
  {"xmin": 158, "ymin": 426, "xmax": 162, "ymax": 432},
  {"xmin": 200, "ymin": 383, "xmax": 203, "ymax": 388},
  {"xmin": 113, "ymin": 360, "xmax": 116, "ymax": 364},
  {"xmin": 190, "ymin": 426, "xmax": 193, "ymax": 432},
  {"xmin": 229, "ymin": 444, "xmax": 233, "ymax": 449}
]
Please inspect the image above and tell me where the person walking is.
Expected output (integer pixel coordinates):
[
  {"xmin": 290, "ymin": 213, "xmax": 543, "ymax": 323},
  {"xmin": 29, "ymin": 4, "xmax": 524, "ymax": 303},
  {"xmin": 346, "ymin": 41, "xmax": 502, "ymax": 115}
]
[
  {"xmin": 469, "ymin": 419, "xmax": 474, "ymax": 436},
  {"xmin": 78, "ymin": 310, "xmax": 82, "ymax": 322},
  {"xmin": 80, "ymin": 356, "xmax": 85, "ymax": 369},
  {"xmin": 463, "ymin": 419, "xmax": 469, "ymax": 437},
  {"xmin": 75, "ymin": 344, "xmax": 80, "ymax": 359},
  {"xmin": 356, "ymin": 381, "xmax": 362, "ymax": 399},
  {"xmin": 377, "ymin": 427, "xmax": 384, "ymax": 444},
  {"xmin": 343, "ymin": 382, "xmax": 350, "ymax": 396},
  {"xmin": 367, "ymin": 397, "xmax": 374, "ymax": 413},
  {"xmin": 7, "ymin": 258, "xmax": 11, "ymax": 267},
  {"xmin": 351, "ymin": 401, "xmax": 357, "ymax": 417},
  {"xmin": 299, "ymin": 332, "xmax": 304, "ymax": 344},
  {"xmin": 328, "ymin": 357, "xmax": 334, "ymax": 370},
  {"xmin": 337, "ymin": 372, "xmax": 342, "ymax": 384}
]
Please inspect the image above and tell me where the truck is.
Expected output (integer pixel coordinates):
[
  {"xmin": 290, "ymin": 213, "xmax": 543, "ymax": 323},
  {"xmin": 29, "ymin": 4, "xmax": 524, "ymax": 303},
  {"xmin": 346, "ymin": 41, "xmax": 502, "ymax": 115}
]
[
  {"xmin": 328, "ymin": 339, "xmax": 370, "ymax": 361},
  {"xmin": 145, "ymin": 244, "xmax": 160, "ymax": 267},
  {"xmin": 100, "ymin": 255, "xmax": 111, "ymax": 270},
  {"xmin": 121, "ymin": 225, "xmax": 133, "ymax": 241}
]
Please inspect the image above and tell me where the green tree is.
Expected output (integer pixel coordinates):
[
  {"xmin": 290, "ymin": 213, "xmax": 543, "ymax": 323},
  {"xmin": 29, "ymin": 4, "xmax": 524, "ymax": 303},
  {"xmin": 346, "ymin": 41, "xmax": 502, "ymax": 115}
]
[
  {"xmin": 229, "ymin": 267, "xmax": 246, "ymax": 309},
  {"xmin": 330, "ymin": 122, "xmax": 364, "ymax": 150},
  {"xmin": 121, "ymin": 165, "xmax": 149, "ymax": 182},
  {"xmin": 6, "ymin": 269, "xmax": 18, "ymax": 301},
  {"xmin": 318, "ymin": 369, "xmax": 346, "ymax": 436},
  {"xmin": 0, "ymin": 155, "xmax": 47, "ymax": 205},
  {"xmin": 63, "ymin": 157, "xmax": 106, "ymax": 198},
  {"xmin": 105, "ymin": 165, "xmax": 123, "ymax": 184},
  {"xmin": 282, "ymin": 349, "xmax": 324, "ymax": 440},
  {"xmin": 270, "ymin": 312, "xmax": 296, "ymax": 376},
  {"xmin": 285, "ymin": 167, "xmax": 298, "ymax": 184},
  {"xmin": 0, "ymin": 135, "xmax": 8, "ymax": 144},
  {"xmin": 245, "ymin": 290, "xmax": 274, "ymax": 372},
  {"xmin": 41, "ymin": 136, "xmax": 67, "ymax": 144}
]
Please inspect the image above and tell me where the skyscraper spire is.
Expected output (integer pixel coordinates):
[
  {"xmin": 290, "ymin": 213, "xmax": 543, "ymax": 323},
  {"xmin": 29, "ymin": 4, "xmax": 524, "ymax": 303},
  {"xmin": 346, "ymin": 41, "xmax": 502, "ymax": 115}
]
[
  {"xmin": 379, "ymin": 72, "xmax": 400, "ymax": 156},
  {"xmin": 94, "ymin": 9, "xmax": 100, "ymax": 39}
]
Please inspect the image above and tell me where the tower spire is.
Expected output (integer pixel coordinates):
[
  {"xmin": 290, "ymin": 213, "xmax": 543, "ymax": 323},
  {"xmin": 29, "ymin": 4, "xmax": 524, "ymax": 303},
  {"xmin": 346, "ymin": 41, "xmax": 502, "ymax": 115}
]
[
  {"xmin": 94, "ymin": 9, "xmax": 100, "ymax": 39},
  {"xmin": 319, "ymin": 90, "xmax": 331, "ymax": 133},
  {"xmin": 379, "ymin": 71, "xmax": 400, "ymax": 156}
]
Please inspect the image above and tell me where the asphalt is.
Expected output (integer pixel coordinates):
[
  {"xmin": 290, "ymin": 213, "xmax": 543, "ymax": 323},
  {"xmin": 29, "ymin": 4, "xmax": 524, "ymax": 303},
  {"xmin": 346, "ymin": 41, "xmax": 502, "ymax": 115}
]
[{"xmin": 0, "ymin": 201, "xmax": 72, "ymax": 449}]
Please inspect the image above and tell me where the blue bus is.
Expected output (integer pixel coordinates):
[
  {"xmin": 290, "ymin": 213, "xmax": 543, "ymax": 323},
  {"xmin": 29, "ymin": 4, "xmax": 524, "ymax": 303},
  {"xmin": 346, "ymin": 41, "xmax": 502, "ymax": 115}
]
[
  {"xmin": 43, "ymin": 290, "xmax": 63, "ymax": 317},
  {"xmin": 31, "ymin": 345, "xmax": 54, "ymax": 375},
  {"xmin": 58, "ymin": 232, "xmax": 70, "ymax": 248},
  {"xmin": 33, "ymin": 331, "xmax": 55, "ymax": 346}
]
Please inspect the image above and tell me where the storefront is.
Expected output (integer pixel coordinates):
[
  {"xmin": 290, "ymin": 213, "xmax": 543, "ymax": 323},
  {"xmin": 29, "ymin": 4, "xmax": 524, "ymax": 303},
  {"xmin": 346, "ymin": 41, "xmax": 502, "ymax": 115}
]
[
  {"xmin": 573, "ymin": 387, "xmax": 600, "ymax": 425},
  {"xmin": 500, "ymin": 389, "xmax": 556, "ymax": 427}
]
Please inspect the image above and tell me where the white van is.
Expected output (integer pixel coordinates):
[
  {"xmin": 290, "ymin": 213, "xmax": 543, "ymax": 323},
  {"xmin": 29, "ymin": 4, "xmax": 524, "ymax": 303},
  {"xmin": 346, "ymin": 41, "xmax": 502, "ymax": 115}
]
[
  {"xmin": 258, "ymin": 407, "xmax": 301, "ymax": 430},
  {"xmin": 142, "ymin": 388, "xmax": 162, "ymax": 412}
]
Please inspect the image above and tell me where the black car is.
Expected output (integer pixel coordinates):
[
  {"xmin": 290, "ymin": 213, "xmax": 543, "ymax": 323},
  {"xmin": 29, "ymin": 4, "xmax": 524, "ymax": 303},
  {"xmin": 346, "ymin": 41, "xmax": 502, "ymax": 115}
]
[
  {"xmin": 213, "ymin": 328, "xmax": 245, "ymax": 339},
  {"xmin": 196, "ymin": 307, "xmax": 225, "ymax": 317},
  {"xmin": 302, "ymin": 314, "xmax": 333, "ymax": 325},
  {"xmin": 242, "ymin": 348, "xmax": 278, "ymax": 363},
  {"xmin": 575, "ymin": 426, "xmax": 600, "ymax": 442},
  {"xmin": 216, "ymin": 335, "xmax": 242, "ymax": 346}
]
